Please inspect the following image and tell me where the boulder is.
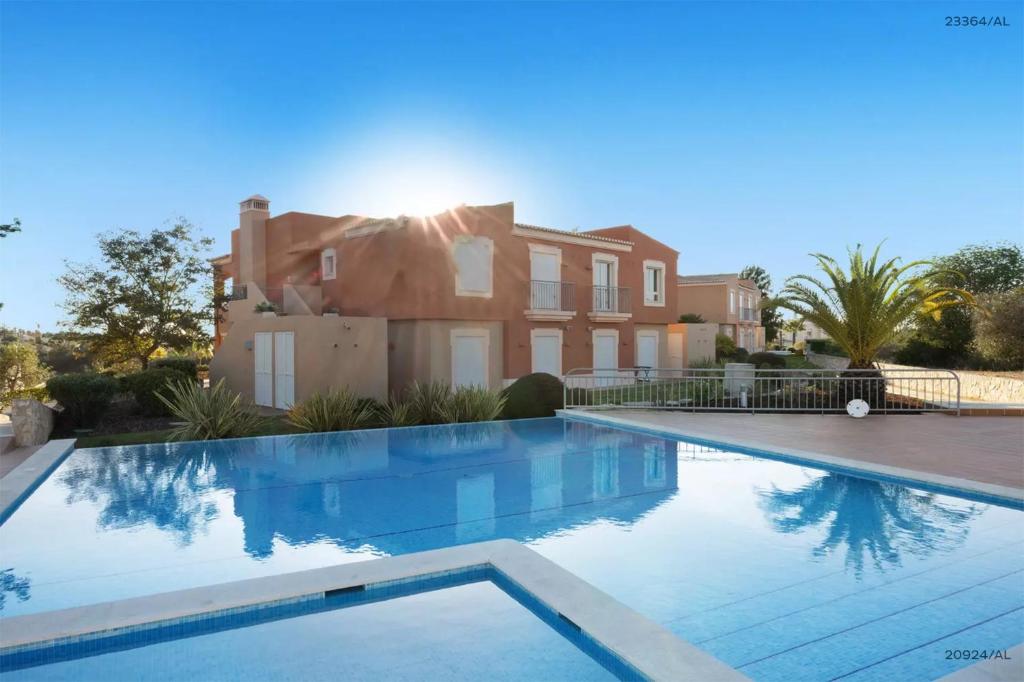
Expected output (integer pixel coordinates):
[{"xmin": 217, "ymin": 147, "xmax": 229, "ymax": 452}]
[{"xmin": 11, "ymin": 399, "xmax": 55, "ymax": 447}]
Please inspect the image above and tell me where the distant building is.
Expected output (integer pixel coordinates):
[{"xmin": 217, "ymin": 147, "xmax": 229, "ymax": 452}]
[{"xmin": 675, "ymin": 274, "xmax": 765, "ymax": 352}]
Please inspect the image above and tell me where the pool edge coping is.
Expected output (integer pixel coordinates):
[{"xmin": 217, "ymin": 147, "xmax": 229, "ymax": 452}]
[
  {"xmin": 0, "ymin": 539, "xmax": 748, "ymax": 682},
  {"xmin": 557, "ymin": 409, "xmax": 1024, "ymax": 505},
  {"xmin": 0, "ymin": 438, "xmax": 76, "ymax": 524},
  {"xmin": 939, "ymin": 644, "xmax": 1024, "ymax": 681}
]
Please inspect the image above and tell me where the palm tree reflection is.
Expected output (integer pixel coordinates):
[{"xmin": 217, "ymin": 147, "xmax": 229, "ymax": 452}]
[{"xmin": 759, "ymin": 474, "xmax": 982, "ymax": 576}]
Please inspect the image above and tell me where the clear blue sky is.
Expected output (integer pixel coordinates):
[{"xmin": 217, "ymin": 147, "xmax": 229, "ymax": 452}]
[{"xmin": 1, "ymin": 1, "xmax": 1021, "ymax": 330}]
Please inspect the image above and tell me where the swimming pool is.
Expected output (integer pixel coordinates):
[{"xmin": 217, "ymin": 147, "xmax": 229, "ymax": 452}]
[{"xmin": 1, "ymin": 416, "xmax": 1021, "ymax": 680}]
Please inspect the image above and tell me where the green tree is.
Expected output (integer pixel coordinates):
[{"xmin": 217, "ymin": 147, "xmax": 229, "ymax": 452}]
[
  {"xmin": 899, "ymin": 243, "xmax": 1024, "ymax": 367},
  {"xmin": 0, "ymin": 341, "xmax": 49, "ymax": 407},
  {"xmin": 58, "ymin": 221, "xmax": 214, "ymax": 369},
  {"xmin": 778, "ymin": 244, "xmax": 973, "ymax": 369},
  {"xmin": 973, "ymin": 288, "xmax": 1024, "ymax": 370},
  {"xmin": 741, "ymin": 264, "xmax": 782, "ymax": 343},
  {"xmin": 678, "ymin": 313, "xmax": 706, "ymax": 323}
]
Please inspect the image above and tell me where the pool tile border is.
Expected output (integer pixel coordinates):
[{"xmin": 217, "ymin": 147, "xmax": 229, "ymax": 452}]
[
  {"xmin": 558, "ymin": 409, "xmax": 1024, "ymax": 506},
  {"xmin": 0, "ymin": 438, "xmax": 75, "ymax": 524},
  {"xmin": 0, "ymin": 539, "xmax": 748, "ymax": 682}
]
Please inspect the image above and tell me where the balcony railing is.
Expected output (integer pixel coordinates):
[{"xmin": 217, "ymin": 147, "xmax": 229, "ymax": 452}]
[
  {"xmin": 229, "ymin": 284, "xmax": 248, "ymax": 301},
  {"xmin": 592, "ymin": 286, "xmax": 631, "ymax": 314},
  {"xmin": 530, "ymin": 280, "xmax": 575, "ymax": 311},
  {"xmin": 741, "ymin": 307, "xmax": 757, "ymax": 321}
]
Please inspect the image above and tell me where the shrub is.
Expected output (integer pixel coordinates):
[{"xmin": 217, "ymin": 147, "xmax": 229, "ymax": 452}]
[
  {"xmin": 502, "ymin": 373, "xmax": 564, "ymax": 419},
  {"xmin": 123, "ymin": 368, "xmax": 194, "ymax": 417},
  {"xmin": 376, "ymin": 394, "xmax": 418, "ymax": 427},
  {"xmin": 678, "ymin": 313, "xmax": 706, "ymax": 323},
  {"xmin": 404, "ymin": 380, "xmax": 452, "ymax": 425},
  {"xmin": 286, "ymin": 389, "xmax": 376, "ymax": 433},
  {"xmin": 731, "ymin": 347, "xmax": 750, "ymax": 362},
  {"xmin": 715, "ymin": 333, "xmax": 736, "ymax": 361},
  {"xmin": 438, "ymin": 385, "xmax": 507, "ymax": 423},
  {"xmin": 254, "ymin": 301, "xmax": 276, "ymax": 313},
  {"xmin": 157, "ymin": 378, "xmax": 262, "ymax": 441},
  {"xmin": 806, "ymin": 339, "xmax": 847, "ymax": 357},
  {"xmin": 46, "ymin": 373, "xmax": 120, "ymax": 428},
  {"xmin": 748, "ymin": 352, "xmax": 786, "ymax": 369},
  {"xmin": 687, "ymin": 358, "xmax": 722, "ymax": 369},
  {"xmin": 150, "ymin": 357, "xmax": 199, "ymax": 380}
]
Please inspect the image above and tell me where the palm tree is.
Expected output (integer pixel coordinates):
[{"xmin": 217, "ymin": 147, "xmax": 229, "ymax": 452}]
[
  {"xmin": 777, "ymin": 244, "xmax": 973, "ymax": 368},
  {"xmin": 782, "ymin": 318, "xmax": 805, "ymax": 346}
]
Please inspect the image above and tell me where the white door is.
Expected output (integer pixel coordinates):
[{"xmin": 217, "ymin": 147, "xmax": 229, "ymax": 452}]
[
  {"xmin": 668, "ymin": 333, "xmax": 684, "ymax": 369},
  {"xmin": 452, "ymin": 331, "xmax": 488, "ymax": 388},
  {"xmin": 636, "ymin": 332, "xmax": 658, "ymax": 369},
  {"xmin": 530, "ymin": 251, "xmax": 560, "ymax": 310},
  {"xmin": 531, "ymin": 330, "xmax": 562, "ymax": 377},
  {"xmin": 254, "ymin": 332, "xmax": 273, "ymax": 407},
  {"xmin": 273, "ymin": 331, "xmax": 295, "ymax": 409},
  {"xmin": 593, "ymin": 331, "xmax": 618, "ymax": 387}
]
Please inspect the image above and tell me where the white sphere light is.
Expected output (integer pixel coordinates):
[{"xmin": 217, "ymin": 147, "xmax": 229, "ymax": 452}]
[{"xmin": 846, "ymin": 399, "xmax": 870, "ymax": 418}]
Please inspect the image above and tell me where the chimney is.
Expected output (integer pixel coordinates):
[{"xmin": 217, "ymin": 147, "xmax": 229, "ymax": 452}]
[{"xmin": 238, "ymin": 194, "xmax": 270, "ymax": 289}]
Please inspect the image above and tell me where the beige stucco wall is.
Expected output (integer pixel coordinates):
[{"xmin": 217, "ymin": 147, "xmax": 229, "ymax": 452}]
[
  {"xmin": 666, "ymin": 323, "xmax": 716, "ymax": 367},
  {"xmin": 388, "ymin": 320, "xmax": 505, "ymax": 396},
  {"xmin": 210, "ymin": 315, "xmax": 389, "ymax": 403}
]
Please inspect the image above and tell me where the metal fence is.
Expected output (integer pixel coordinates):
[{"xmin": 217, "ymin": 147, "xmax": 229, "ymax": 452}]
[
  {"xmin": 592, "ymin": 286, "xmax": 631, "ymax": 314},
  {"xmin": 563, "ymin": 367, "xmax": 961, "ymax": 415},
  {"xmin": 530, "ymin": 280, "xmax": 575, "ymax": 311}
]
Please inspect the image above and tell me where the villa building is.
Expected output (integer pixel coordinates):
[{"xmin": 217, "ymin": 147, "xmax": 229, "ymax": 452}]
[
  {"xmin": 676, "ymin": 273, "xmax": 765, "ymax": 352},
  {"xmin": 211, "ymin": 196, "xmax": 678, "ymax": 407}
]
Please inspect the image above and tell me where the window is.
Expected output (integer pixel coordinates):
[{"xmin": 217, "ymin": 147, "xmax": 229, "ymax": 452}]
[
  {"xmin": 729, "ymin": 289, "xmax": 736, "ymax": 314},
  {"xmin": 643, "ymin": 260, "xmax": 665, "ymax": 306},
  {"xmin": 453, "ymin": 236, "xmax": 494, "ymax": 298},
  {"xmin": 320, "ymin": 248, "xmax": 337, "ymax": 281}
]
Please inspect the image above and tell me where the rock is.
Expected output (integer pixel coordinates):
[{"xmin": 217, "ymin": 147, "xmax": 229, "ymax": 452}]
[{"xmin": 11, "ymin": 399, "xmax": 55, "ymax": 447}]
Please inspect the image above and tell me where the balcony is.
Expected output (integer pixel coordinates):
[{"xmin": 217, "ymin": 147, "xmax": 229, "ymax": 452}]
[
  {"xmin": 588, "ymin": 286, "xmax": 632, "ymax": 323},
  {"xmin": 229, "ymin": 284, "xmax": 248, "ymax": 301},
  {"xmin": 741, "ymin": 307, "xmax": 757, "ymax": 322},
  {"xmin": 525, "ymin": 280, "xmax": 576, "ymax": 322}
]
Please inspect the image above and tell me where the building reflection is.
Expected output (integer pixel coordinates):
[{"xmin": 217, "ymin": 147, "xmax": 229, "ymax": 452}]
[{"xmin": 57, "ymin": 419, "xmax": 680, "ymax": 560}]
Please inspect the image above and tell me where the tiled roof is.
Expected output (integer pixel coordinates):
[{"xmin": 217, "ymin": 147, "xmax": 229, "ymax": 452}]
[
  {"xmin": 514, "ymin": 222, "xmax": 633, "ymax": 246},
  {"xmin": 677, "ymin": 274, "xmax": 736, "ymax": 284}
]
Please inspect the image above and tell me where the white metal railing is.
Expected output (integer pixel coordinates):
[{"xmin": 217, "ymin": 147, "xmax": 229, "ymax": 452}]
[{"xmin": 563, "ymin": 367, "xmax": 961, "ymax": 415}]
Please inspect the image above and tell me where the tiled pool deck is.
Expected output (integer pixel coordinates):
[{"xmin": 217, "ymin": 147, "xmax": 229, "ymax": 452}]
[{"xmin": 559, "ymin": 411, "xmax": 1024, "ymax": 496}]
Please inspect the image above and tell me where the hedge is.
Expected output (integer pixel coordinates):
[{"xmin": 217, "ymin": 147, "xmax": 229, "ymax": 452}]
[
  {"xmin": 502, "ymin": 373, "xmax": 564, "ymax": 419},
  {"xmin": 123, "ymin": 368, "xmax": 195, "ymax": 417},
  {"xmin": 46, "ymin": 373, "xmax": 120, "ymax": 428},
  {"xmin": 150, "ymin": 357, "xmax": 199, "ymax": 380}
]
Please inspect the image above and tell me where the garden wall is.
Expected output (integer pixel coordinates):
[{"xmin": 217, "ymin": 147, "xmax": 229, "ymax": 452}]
[{"xmin": 809, "ymin": 353, "xmax": 1024, "ymax": 403}]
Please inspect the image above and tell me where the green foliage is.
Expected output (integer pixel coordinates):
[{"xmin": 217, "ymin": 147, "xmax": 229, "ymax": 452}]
[
  {"xmin": 501, "ymin": 372, "xmax": 564, "ymax": 419},
  {"xmin": 731, "ymin": 347, "xmax": 750, "ymax": 362},
  {"xmin": 156, "ymin": 378, "xmax": 262, "ymax": 441},
  {"xmin": 0, "ymin": 218, "xmax": 21, "ymax": 239},
  {"xmin": 897, "ymin": 243, "xmax": 1024, "ymax": 368},
  {"xmin": 739, "ymin": 265, "xmax": 772, "ymax": 296},
  {"xmin": 677, "ymin": 313, "xmax": 706, "ymax": 323},
  {"xmin": 972, "ymin": 288, "xmax": 1024, "ymax": 370},
  {"xmin": 740, "ymin": 264, "xmax": 782, "ymax": 342},
  {"xmin": 123, "ymin": 368, "xmax": 194, "ymax": 417},
  {"xmin": 375, "ymin": 394, "xmax": 418, "ymax": 427},
  {"xmin": 1, "ymin": 341, "xmax": 49, "ymax": 408},
  {"xmin": 286, "ymin": 388, "xmax": 375, "ymax": 433},
  {"xmin": 46, "ymin": 373, "xmax": 119, "ymax": 428},
  {"xmin": 58, "ymin": 221, "xmax": 214, "ymax": 369},
  {"xmin": 253, "ymin": 301, "xmax": 277, "ymax": 313},
  {"xmin": 778, "ymin": 243, "xmax": 974, "ymax": 368},
  {"xmin": 715, "ymin": 333, "xmax": 736, "ymax": 361},
  {"xmin": 150, "ymin": 357, "xmax": 199, "ymax": 380},
  {"xmin": 806, "ymin": 339, "xmax": 847, "ymax": 357},
  {"xmin": 438, "ymin": 385, "xmax": 507, "ymax": 423},
  {"xmin": 748, "ymin": 352, "xmax": 786, "ymax": 369},
  {"xmin": 688, "ymin": 358, "xmax": 722, "ymax": 369},
  {"xmin": 404, "ymin": 380, "xmax": 453, "ymax": 425}
]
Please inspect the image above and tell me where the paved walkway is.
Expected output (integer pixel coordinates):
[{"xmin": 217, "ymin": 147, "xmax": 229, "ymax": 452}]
[
  {"xmin": 574, "ymin": 411, "xmax": 1024, "ymax": 491},
  {"xmin": 1, "ymin": 444, "xmax": 42, "ymax": 479}
]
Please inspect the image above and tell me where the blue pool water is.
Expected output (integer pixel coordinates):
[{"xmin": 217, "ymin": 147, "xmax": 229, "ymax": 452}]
[
  {"xmin": 1, "ymin": 417, "xmax": 1021, "ymax": 680},
  {"xmin": 3, "ymin": 581, "xmax": 616, "ymax": 681}
]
